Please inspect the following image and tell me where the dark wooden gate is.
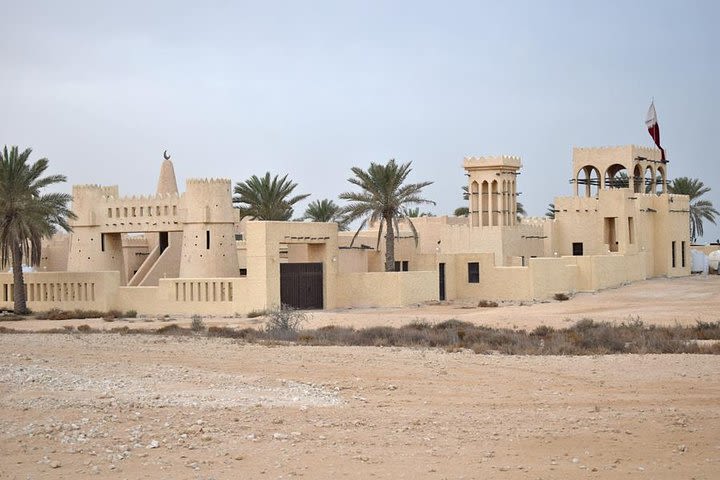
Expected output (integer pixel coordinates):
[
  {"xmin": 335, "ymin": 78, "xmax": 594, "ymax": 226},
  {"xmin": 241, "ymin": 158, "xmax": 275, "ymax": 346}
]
[{"xmin": 280, "ymin": 262, "xmax": 323, "ymax": 309}]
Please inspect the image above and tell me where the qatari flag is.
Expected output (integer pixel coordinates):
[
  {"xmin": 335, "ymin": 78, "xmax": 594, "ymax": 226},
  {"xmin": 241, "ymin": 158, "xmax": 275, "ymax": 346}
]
[{"xmin": 645, "ymin": 101, "xmax": 666, "ymax": 161}]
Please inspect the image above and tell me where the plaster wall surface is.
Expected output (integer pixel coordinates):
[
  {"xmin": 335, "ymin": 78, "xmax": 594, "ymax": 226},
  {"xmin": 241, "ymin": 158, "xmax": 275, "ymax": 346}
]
[{"xmin": 0, "ymin": 271, "xmax": 120, "ymax": 311}]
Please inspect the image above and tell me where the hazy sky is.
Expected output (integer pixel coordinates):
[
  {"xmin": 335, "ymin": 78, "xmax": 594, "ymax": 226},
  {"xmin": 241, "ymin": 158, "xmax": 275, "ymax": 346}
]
[{"xmin": 2, "ymin": 0, "xmax": 719, "ymax": 241}]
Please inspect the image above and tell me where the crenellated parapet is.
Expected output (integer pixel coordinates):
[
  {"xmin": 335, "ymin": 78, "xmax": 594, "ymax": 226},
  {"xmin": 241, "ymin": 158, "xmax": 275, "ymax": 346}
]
[
  {"xmin": 463, "ymin": 155, "xmax": 522, "ymax": 170},
  {"xmin": 183, "ymin": 178, "xmax": 235, "ymax": 224}
]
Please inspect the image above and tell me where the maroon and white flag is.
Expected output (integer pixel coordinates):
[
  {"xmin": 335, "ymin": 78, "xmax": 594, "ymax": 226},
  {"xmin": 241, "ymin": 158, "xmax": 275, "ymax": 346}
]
[{"xmin": 645, "ymin": 101, "xmax": 666, "ymax": 161}]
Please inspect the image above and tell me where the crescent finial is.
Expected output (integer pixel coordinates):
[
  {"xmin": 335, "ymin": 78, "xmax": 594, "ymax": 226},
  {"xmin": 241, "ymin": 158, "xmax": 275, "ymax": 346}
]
[{"xmin": 163, "ymin": 150, "xmax": 171, "ymax": 160}]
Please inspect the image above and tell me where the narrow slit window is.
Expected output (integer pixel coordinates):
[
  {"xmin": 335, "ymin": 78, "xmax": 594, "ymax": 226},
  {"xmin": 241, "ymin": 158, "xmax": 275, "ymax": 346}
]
[
  {"xmin": 206, "ymin": 230, "xmax": 211, "ymax": 250},
  {"xmin": 681, "ymin": 241, "xmax": 686, "ymax": 267},
  {"xmin": 671, "ymin": 241, "xmax": 676, "ymax": 268}
]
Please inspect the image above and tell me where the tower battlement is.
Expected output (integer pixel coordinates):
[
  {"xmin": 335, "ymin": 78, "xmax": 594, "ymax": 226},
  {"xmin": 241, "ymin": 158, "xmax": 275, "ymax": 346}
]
[{"xmin": 463, "ymin": 155, "xmax": 522, "ymax": 169}]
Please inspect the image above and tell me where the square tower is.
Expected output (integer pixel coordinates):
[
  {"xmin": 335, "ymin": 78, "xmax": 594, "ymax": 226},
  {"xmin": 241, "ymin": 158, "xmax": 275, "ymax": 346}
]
[{"xmin": 463, "ymin": 156, "xmax": 522, "ymax": 228}]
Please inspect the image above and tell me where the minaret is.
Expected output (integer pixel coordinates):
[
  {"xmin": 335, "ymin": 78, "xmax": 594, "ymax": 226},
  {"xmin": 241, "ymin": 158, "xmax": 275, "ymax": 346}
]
[{"xmin": 156, "ymin": 151, "xmax": 179, "ymax": 196}]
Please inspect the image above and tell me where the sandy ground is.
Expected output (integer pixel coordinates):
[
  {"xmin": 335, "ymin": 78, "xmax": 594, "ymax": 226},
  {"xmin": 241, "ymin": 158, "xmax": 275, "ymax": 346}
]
[{"xmin": 0, "ymin": 275, "xmax": 719, "ymax": 479}]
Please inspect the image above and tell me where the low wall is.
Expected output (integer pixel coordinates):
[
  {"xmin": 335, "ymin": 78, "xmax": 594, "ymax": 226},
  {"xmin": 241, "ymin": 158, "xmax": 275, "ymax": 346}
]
[
  {"xmin": 335, "ymin": 271, "xmax": 437, "ymax": 308},
  {"xmin": 450, "ymin": 253, "xmax": 532, "ymax": 301},
  {"xmin": 529, "ymin": 257, "xmax": 578, "ymax": 298},
  {"xmin": 114, "ymin": 277, "xmax": 255, "ymax": 315},
  {"xmin": 449, "ymin": 252, "xmax": 655, "ymax": 302},
  {"xmin": 0, "ymin": 271, "xmax": 121, "ymax": 311}
]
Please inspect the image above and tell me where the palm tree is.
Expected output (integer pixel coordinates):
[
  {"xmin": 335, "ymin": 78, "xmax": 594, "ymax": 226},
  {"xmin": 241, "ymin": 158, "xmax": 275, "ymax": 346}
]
[
  {"xmin": 668, "ymin": 177, "xmax": 718, "ymax": 242},
  {"xmin": 303, "ymin": 199, "xmax": 348, "ymax": 230},
  {"xmin": 0, "ymin": 146, "xmax": 75, "ymax": 314},
  {"xmin": 339, "ymin": 159, "xmax": 434, "ymax": 272},
  {"xmin": 233, "ymin": 172, "xmax": 309, "ymax": 220},
  {"xmin": 546, "ymin": 203, "xmax": 556, "ymax": 219}
]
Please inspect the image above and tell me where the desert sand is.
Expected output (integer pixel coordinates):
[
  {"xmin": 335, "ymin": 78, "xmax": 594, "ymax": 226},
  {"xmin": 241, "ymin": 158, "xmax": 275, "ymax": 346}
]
[{"xmin": 1, "ymin": 275, "xmax": 719, "ymax": 479}]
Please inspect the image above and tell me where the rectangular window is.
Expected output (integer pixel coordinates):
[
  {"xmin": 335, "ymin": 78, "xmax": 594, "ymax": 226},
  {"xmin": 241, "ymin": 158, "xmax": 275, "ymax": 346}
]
[
  {"xmin": 628, "ymin": 217, "xmax": 634, "ymax": 244},
  {"xmin": 402, "ymin": 261, "xmax": 409, "ymax": 271},
  {"xmin": 468, "ymin": 262, "xmax": 480, "ymax": 283},
  {"xmin": 671, "ymin": 241, "xmax": 676, "ymax": 268},
  {"xmin": 572, "ymin": 242, "xmax": 583, "ymax": 256},
  {"xmin": 681, "ymin": 241, "xmax": 686, "ymax": 267},
  {"xmin": 239, "ymin": 268, "xmax": 247, "ymax": 277},
  {"xmin": 235, "ymin": 234, "xmax": 244, "ymax": 241},
  {"xmin": 206, "ymin": 230, "xmax": 211, "ymax": 250},
  {"xmin": 107, "ymin": 208, "xmax": 112, "ymax": 218},
  {"xmin": 394, "ymin": 261, "xmax": 401, "ymax": 272},
  {"xmin": 100, "ymin": 234, "xmax": 105, "ymax": 252}
]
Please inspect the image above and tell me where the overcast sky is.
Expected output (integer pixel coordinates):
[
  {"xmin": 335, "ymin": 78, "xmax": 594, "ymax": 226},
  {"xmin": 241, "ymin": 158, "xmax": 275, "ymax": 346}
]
[{"xmin": 2, "ymin": 0, "xmax": 718, "ymax": 242}]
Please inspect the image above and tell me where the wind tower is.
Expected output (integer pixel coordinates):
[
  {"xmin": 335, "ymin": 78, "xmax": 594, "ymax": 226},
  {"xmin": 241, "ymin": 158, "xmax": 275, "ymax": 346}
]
[{"xmin": 463, "ymin": 156, "xmax": 522, "ymax": 228}]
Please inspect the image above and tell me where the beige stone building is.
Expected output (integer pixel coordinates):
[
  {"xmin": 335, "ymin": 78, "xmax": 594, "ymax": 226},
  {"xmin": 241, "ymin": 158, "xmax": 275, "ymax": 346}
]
[{"xmin": 0, "ymin": 145, "xmax": 693, "ymax": 315}]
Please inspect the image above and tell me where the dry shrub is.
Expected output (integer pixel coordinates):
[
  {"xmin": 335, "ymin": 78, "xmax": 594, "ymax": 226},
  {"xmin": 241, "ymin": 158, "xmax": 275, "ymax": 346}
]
[
  {"xmin": 478, "ymin": 300, "xmax": 499, "ymax": 308},
  {"xmin": 191, "ymin": 315, "xmax": 206, "ymax": 332},
  {"xmin": 264, "ymin": 305, "xmax": 308, "ymax": 341},
  {"xmin": 554, "ymin": 293, "xmax": 570, "ymax": 301},
  {"xmin": 36, "ymin": 309, "xmax": 105, "ymax": 320},
  {"xmin": 77, "ymin": 324, "xmax": 93, "ymax": 333},
  {"xmin": 156, "ymin": 323, "xmax": 184, "ymax": 334},
  {"xmin": 0, "ymin": 312, "xmax": 25, "ymax": 321}
]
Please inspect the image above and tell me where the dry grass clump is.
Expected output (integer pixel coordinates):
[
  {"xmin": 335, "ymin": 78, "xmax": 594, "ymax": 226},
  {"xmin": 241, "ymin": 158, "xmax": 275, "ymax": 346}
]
[
  {"xmin": 35, "ymin": 309, "xmax": 106, "ymax": 320},
  {"xmin": 477, "ymin": 300, "xmax": 499, "ymax": 308},
  {"xmin": 34, "ymin": 308, "xmax": 138, "ymax": 321},
  {"xmin": 3, "ymin": 315, "xmax": 719, "ymax": 355},
  {"xmin": 246, "ymin": 309, "xmax": 268, "ymax": 319},
  {"xmin": 190, "ymin": 315, "xmax": 206, "ymax": 332}
]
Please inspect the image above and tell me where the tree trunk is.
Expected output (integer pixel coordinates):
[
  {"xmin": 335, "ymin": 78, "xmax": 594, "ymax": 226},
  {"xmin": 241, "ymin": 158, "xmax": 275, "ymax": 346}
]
[
  {"xmin": 11, "ymin": 243, "xmax": 28, "ymax": 314},
  {"xmin": 384, "ymin": 215, "xmax": 395, "ymax": 272}
]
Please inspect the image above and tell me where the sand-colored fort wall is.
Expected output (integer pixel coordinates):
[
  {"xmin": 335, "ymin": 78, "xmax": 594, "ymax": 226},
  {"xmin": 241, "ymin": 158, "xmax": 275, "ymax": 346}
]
[
  {"xmin": 334, "ymin": 271, "xmax": 437, "ymax": 308},
  {"xmin": 444, "ymin": 251, "xmax": 656, "ymax": 302},
  {"xmin": 0, "ymin": 271, "xmax": 120, "ymax": 311}
]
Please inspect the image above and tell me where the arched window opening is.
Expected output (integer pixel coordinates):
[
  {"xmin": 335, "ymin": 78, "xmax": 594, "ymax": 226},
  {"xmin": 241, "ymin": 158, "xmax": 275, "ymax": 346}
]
[
  {"xmin": 470, "ymin": 181, "xmax": 479, "ymax": 227},
  {"xmin": 644, "ymin": 166, "xmax": 655, "ymax": 194},
  {"xmin": 491, "ymin": 180, "xmax": 499, "ymax": 226},
  {"xmin": 656, "ymin": 165, "xmax": 666, "ymax": 194},
  {"xmin": 633, "ymin": 165, "xmax": 643, "ymax": 193},
  {"xmin": 576, "ymin": 165, "xmax": 601, "ymax": 197},
  {"xmin": 604, "ymin": 164, "xmax": 629, "ymax": 189},
  {"xmin": 481, "ymin": 181, "xmax": 489, "ymax": 226}
]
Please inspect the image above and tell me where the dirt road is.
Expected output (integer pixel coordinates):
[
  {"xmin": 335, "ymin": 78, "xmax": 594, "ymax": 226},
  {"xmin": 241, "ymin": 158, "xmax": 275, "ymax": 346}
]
[{"xmin": 1, "ymin": 333, "xmax": 718, "ymax": 479}]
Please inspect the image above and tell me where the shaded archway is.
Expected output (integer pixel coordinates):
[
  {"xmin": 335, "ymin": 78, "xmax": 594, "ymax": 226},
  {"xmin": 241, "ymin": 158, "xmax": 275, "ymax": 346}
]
[
  {"xmin": 656, "ymin": 165, "xmax": 667, "ymax": 194},
  {"xmin": 470, "ymin": 181, "xmax": 479, "ymax": 227},
  {"xmin": 576, "ymin": 165, "xmax": 601, "ymax": 197},
  {"xmin": 644, "ymin": 166, "xmax": 655, "ymax": 193},
  {"xmin": 491, "ymin": 180, "xmax": 499, "ymax": 226},
  {"xmin": 633, "ymin": 164, "xmax": 643, "ymax": 193},
  {"xmin": 481, "ymin": 181, "xmax": 489, "ymax": 226},
  {"xmin": 604, "ymin": 163, "xmax": 629, "ymax": 189}
]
